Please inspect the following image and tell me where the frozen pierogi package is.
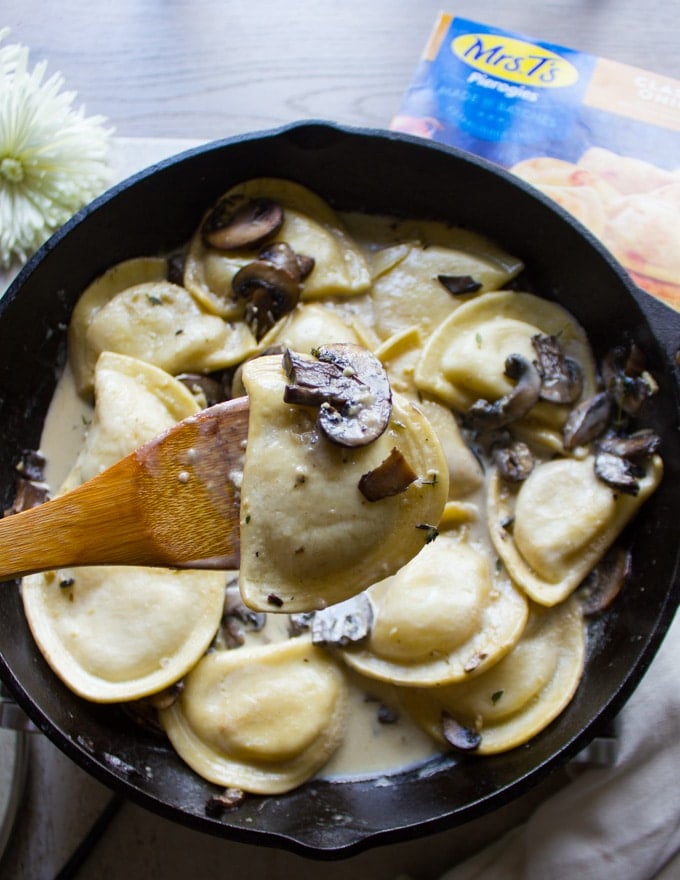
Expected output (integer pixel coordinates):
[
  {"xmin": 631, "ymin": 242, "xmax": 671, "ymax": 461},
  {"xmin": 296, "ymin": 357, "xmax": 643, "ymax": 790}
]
[{"xmin": 392, "ymin": 13, "xmax": 680, "ymax": 311}]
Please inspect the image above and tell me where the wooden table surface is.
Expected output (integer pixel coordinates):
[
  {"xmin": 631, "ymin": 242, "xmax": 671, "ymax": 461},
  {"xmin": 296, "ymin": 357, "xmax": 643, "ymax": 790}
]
[{"xmin": 2, "ymin": 1, "xmax": 679, "ymax": 878}]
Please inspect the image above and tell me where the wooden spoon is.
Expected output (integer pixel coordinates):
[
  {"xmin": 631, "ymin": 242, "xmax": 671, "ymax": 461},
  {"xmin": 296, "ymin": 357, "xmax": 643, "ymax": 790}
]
[{"xmin": 0, "ymin": 397, "xmax": 250, "ymax": 581}]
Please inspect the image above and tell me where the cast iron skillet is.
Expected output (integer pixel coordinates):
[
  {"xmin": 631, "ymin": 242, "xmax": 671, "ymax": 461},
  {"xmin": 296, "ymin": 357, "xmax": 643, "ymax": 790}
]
[{"xmin": 0, "ymin": 122, "xmax": 678, "ymax": 858}]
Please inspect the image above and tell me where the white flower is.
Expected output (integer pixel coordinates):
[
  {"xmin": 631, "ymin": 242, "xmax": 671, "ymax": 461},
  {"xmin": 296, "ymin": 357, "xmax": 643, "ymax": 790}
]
[{"xmin": 0, "ymin": 28, "xmax": 113, "ymax": 268}]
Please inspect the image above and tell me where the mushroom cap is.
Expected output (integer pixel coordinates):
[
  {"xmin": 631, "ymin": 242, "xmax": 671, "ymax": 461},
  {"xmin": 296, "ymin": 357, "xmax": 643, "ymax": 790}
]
[
  {"xmin": 202, "ymin": 196, "xmax": 284, "ymax": 251},
  {"xmin": 283, "ymin": 343, "xmax": 393, "ymax": 448}
]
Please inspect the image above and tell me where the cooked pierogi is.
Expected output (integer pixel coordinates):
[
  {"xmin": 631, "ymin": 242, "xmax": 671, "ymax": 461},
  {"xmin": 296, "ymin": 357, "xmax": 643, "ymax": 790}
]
[
  {"xmin": 22, "ymin": 566, "xmax": 226, "ymax": 703},
  {"xmin": 238, "ymin": 353, "xmax": 449, "ymax": 612},
  {"xmin": 184, "ymin": 177, "xmax": 371, "ymax": 317},
  {"xmin": 369, "ymin": 242, "xmax": 522, "ymax": 341},
  {"xmin": 488, "ymin": 454, "xmax": 663, "ymax": 606},
  {"xmin": 415, "ymin": 290, "xmax": 597, "ymax": 449},
  {"xmin": 84, "ymin": 280, "xmax": 256, "ymax": 378},
  {"xmin": 69, "ymin": 256, "xmax": 168, "ymax": 395},
  {"xmin": 59, "ymin": 351, "xmax": 201, "ymax": 490},
  {"xmin": 21, "ymin": 352, "xmax": 226, "ymax": 701},
  {"xmin": 400, "ymin": 598, "xmax": 585, "ymax": 754},
  {"xmin": 339, "ymin": 533, "xmax": 528, "ymax": 686},
  {"xmin": 160, "ymin": 637, "xmax": 348, "ymax": 794}
]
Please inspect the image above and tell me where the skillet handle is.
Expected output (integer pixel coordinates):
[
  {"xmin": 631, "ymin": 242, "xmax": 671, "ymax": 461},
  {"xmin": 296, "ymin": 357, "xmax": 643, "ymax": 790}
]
[{"xmin": 631, "ymin": 287, "xmax": 680, "ymax": 373}]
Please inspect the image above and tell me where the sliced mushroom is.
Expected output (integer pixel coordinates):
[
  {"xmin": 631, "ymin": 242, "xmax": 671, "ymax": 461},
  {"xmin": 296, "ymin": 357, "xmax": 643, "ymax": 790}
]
[
  {"xmin": 311, "ymin": 593, "xmax": 373, "ymax": 647},
  {"xmin": 283, "ymin": 344, "xmax": 392, "ymax": 447},
  {"xmin": 176, "ymin": 373, "xmax": 228, "ymax": 407},
  {"xmin": 441, "ymin": 712, "xmax": 481, "ymax": 752},
  {"xmin": 232, "ymin": 257, "xmax": 301, "ymax": 340},
  {"xmin": 218, "ymin": 583, "xmax": 267, "ymax": 649},
  {"xmin": 288, "ymin": 612, "xmax": 315, "ymax": 637},
  {"xmin": 562, "ymin": 391, "xmax": 612, "ymax": 450},
  {"xmin": 531, "ymin": 333, "xmax": 584, "ymax": 404},
  {"xmin": 602, "ymin": 340, "xmax": 658, "ymax": 417},
  {"xmin": 5, "ymin": 450, "xmax": 50, "ymax": 515},
  {"xmin": 259, "ymin": 242, "xmax": 315, "ymax": 282},
  {"xmin": 358, "ymin": 447, "xmax": 418, "ymax": 502},
  {"xmin": 5, "ymin": 477, "xmax": 50, "ymax": 515},
  {"xmin": 493, "ymin": 439, "xmax": 535, "ymax": 483},
  {"xmin": 594, "ymin": 450, "xmax": 644, "ymax": 495},
  {"xmin": 578, "ymin": 545, "xmax": 632, "ymax": 615},
  {"xmin": 466, "ymin": 354, "xmax": 542, "ymax": 431},
  {"xmin": 596, "ymin": 429, "xmax": 661, "ymax": 463},
  {"xmin": 15, "ymin": 449, "xmax": 47, "ymax": 482},
  {"xmin": 437, "ymin": 274, "xmax": 482, "ymax": 296},
  {"xmin": 202, "ymin": 196, "xmax": 284, "ymax": 251}
]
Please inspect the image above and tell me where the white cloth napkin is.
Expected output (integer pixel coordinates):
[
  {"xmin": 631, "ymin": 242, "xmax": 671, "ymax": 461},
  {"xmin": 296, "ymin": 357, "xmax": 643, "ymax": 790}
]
[{"xmin": 438, "ymin": 608, "xmax": 680, "ymax": 880}]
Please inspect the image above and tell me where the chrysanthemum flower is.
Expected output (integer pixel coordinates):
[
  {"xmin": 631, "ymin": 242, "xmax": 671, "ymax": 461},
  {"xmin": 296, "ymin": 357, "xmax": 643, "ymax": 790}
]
[{"xmin": 0, "ymin": 28, "xmax": 113, "ymax": 267}]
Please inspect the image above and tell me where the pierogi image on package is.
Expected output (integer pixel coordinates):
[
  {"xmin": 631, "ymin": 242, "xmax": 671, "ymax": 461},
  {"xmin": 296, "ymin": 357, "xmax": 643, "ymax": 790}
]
[
  {"xmin": 19, "ymin": 177, "xmax": 663, "ymax": 796},
  {"xmin": 512, "ymin": 148, "xmax": 680, "ymax": 309}
]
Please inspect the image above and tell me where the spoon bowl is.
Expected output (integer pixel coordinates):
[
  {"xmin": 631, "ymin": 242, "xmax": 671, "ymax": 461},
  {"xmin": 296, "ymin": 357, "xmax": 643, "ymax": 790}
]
[{"xmin": 0, "ymin": 397, "xmax": 249, "ymax": 580}]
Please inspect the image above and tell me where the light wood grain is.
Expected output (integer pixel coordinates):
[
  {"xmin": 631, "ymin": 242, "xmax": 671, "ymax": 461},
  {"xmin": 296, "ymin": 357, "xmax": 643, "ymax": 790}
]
[
  {"xmin": 4, "ymin": 0, "xmax": 680, "ymax": 141},
  {"xmin": 0, "ymin": 399, "xmax": 247, "ymax": 579}
]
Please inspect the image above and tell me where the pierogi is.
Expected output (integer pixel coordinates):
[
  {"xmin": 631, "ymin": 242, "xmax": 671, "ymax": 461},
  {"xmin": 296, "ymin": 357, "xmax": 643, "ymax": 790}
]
[
  {"xmin": 488, "ymin": 454, "xmax": 663, "ymax": 606},
  {"xmin": 22, "ymin": 353, "xmax": 226, "ymax": 702},
  {"xmin": 160, "ymin": 637, "xmax": 348, "ymax": 794},
  {"xmin": 19, "ymin": 176, "xmax": 664, "ymax": 797},
  {"xmin": 339, "ymin": 533, "xmax": 528, "ymax": 686},
  {"xmin": 238, "ymin": 352, "xmax": 449, "ymax": 612},
  {"xmin": 400, "ymin": 598, "xmax": 585, "ymax": 754}
]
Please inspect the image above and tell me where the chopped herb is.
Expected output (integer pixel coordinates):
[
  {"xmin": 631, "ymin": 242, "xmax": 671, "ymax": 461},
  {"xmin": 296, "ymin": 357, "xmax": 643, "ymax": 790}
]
[
  {"xmin": 146, "ymin": 293, "xmax": 163, "ymax": 306},
  {"xmin": 59, "ymin": 577, "xmax": 75, "ymax": 589},
  {"xmin": 377, "ymin": 704, "xmax": 400, "ymax": 724},
  {"xmin": 491, "ymin": 690, "xmax": 504, "ymax": 704},
  {"xmin": 244, "ymin": 514, "xmax": 251, "ymax": 524},
  {"xmin": 175, "ymin": 328, "xmax": 184, "ymax": 335},
  {"xmin": 416, "ymin": 523, "xmax": 439, "ymax": 543},
  {"xmin": 475, "ymin": 332, "xmax": 483, "ymax": 348}
]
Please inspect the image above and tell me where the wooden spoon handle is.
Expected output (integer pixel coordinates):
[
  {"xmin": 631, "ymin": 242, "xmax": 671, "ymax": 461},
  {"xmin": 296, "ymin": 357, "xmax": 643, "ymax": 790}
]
[
  {"xmin": 0, "ymin": 456, "xmax": 152, "ymax": 579},
  {"xmin": 0, "ymin": 398, "xmax": 248, "ymax": 581}
]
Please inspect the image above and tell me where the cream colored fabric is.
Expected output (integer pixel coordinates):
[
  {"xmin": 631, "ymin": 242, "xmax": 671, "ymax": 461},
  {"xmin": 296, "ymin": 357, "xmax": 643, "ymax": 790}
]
[{"xmin": 437, "ymin": 609, "xmax": 680, "ymax": 880}]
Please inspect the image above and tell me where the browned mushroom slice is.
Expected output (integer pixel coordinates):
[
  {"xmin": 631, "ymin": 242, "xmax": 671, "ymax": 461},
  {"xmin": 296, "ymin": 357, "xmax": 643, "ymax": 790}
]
[
  {"xmin": 283, "ymin": 343, "xmax": 392, "ymax": 447},
  {"xmin": 441, "ymin": 712, "xmax": 482, "ymax": 752},
  {"xmin": 437, "ymin": 274, "xmax": 482, "ymax": 296},
  {"xmin": 563, "ymin": 391, "xmax": 612, "ymax": 450},
  {"xmin": 578, "ymin": 545, "xmax": 632, "ymax": 615},
  {"xmin": 6, "ymin": 477, "xmax": 51, "ymax": 515},
  {"xmin": 596, "ymin": 429, "xmax": 661, "ymax": 462},
  {"xmin": 358, "ymin": 447, "xmax": 418, "ymax": 501},
  {"xmin": 5, "ymin": 450, "xmax": 51, "ymax": 515},
  {"xmin": 311, "ymin": 593, "xmax": 373, "ymax": 647},
  {"xmin": 232, "ymin": 257, "xmax": 302, "ymax": 340},
  {"xmin": 594, "ymin": 451, "xmax": 644, "ymax": 495},
  {"xmin": 176, "ymin": 373, "xmax": 228, "ymax": 407},
  {"xmin": 259, "ymin": 241, "xmax": 315, "ymax": 282},
  {"xmin": 202, "ymin": 196, "xmax": 284, "ymax": 251},
  {"xmin": 466, "ymin": 354, "xmax": 542, "ymax": 431},
  {"xmin": 602, "ymin": 340, "xmax": 658, "ymax": 417},
  {"xmin": 531, "ymin": 333, "xmax": 584, "ymax": 404},
  {"xmin": 493, "ymin": 439, "xmax": 535, "ymax": 483}
]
